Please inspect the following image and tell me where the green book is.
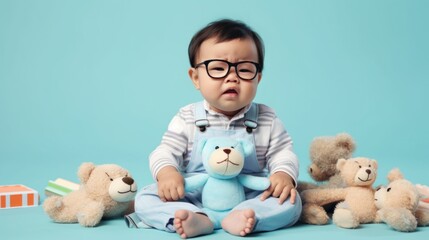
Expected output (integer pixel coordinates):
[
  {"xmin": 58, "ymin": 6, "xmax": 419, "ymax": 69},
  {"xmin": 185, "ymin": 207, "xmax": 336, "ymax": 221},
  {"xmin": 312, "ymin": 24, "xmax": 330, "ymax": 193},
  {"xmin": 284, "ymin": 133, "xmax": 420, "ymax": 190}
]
[{"xmin": 45, "ymin": 178, "xmax": 79, "ymax": 197}]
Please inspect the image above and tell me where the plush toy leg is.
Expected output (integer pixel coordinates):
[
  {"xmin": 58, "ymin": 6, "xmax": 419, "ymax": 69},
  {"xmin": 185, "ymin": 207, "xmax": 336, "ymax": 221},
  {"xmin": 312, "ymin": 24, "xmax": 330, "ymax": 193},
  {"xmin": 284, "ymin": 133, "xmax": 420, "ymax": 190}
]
[
  {"xmin": 43, "ymin": 196, "xmax": 68, "ymax": 222},
  {"xmin": 300, "ymin": 203, "xmax": 329, "ymax": 225},
  {"xmin": 77, "ymin": 201, "xmax": 105, "ymax": 227},
  {"xmin": 332, "ymin": 202, "xmax": 359, "ymax": 228}
]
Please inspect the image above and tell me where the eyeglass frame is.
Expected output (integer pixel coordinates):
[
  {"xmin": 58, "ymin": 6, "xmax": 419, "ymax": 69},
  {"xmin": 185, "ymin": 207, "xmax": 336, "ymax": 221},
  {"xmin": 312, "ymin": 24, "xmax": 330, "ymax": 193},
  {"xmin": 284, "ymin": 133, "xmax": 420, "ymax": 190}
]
[{"xmin": 194, "ymin": 59, "xmax": 261, "ymax": 80}]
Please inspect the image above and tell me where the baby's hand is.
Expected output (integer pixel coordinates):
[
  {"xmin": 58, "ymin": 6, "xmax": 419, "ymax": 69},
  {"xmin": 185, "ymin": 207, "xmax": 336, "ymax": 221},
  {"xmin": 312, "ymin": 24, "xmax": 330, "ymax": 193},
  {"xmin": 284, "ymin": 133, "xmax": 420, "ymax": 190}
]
[
  {"xmin": 260, "ymin": 172, "xmax": 296, "ymax": 204},
  {"xmin": 156, "ymin": 166, "xmax": 185, "ymax": 202}
]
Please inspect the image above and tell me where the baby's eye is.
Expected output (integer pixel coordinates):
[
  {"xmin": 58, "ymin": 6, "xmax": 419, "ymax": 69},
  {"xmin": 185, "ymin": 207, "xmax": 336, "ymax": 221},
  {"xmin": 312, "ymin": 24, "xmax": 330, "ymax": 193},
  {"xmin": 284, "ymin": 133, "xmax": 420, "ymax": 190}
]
[
  {"xmin": 239, "ymin": 68, "xmax": 253, "ymax": 73},
  {"xmin": 210, "ymin": 67, "xmax": 225, "ymax": 72}
]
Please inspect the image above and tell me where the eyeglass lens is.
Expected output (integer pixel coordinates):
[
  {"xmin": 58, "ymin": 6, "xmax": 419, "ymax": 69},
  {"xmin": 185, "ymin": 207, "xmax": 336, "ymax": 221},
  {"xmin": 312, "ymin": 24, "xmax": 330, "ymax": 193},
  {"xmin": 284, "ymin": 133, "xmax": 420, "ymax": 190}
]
[{"xmin": 207, "ymin": 61, "xmax": 258, "ymax": 80}]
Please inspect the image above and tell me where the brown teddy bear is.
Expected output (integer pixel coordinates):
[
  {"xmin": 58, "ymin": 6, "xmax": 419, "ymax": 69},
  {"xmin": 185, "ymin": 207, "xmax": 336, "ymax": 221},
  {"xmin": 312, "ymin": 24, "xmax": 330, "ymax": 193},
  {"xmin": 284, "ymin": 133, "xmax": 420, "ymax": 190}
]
[
  {"xmin": 298, "ymin": 132, "xmax": 356, "ymax": 192},
  {"xmin": 301, "ymin": 157, "xmax": 378, "ymax": 228},
  {"xmin": 43, "ymin": 162, "xmax": 137, "ymax": 227},
  {"xmin": 374, "ymin": 168, "xmax": 429, "ymax": 232}
]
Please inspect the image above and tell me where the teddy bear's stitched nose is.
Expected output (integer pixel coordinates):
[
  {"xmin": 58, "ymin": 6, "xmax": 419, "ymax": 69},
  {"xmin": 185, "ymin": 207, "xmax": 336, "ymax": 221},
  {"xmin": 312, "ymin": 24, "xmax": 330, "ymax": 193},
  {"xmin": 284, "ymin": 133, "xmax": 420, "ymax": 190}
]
[
  {"xmin": 122, "ymin": 176, "xmax": 134, "ymax": 186},
  {"xmin": 223, "ymin": 149, "xmax": 231, "ymax": 154},
  {"xmin": 366, "ymin": 169, "xmax": 371, "ymax": 174}
]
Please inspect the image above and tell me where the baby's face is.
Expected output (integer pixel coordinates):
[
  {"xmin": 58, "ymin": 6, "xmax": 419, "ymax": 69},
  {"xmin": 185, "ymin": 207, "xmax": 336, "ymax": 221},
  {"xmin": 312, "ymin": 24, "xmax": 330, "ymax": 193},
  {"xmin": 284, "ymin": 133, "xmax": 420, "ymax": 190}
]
[{"xmin": 189, "ymin": 37, "xmax": 261, "ymax": 117}]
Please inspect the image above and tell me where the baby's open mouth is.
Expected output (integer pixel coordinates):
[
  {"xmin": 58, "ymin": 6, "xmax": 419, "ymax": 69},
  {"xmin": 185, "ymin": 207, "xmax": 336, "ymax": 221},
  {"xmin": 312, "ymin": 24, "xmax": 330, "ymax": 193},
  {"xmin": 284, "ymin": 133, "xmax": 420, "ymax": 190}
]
[{"xmin": 223, "ymin": 89, "xmax": 238, "ymax": 94}]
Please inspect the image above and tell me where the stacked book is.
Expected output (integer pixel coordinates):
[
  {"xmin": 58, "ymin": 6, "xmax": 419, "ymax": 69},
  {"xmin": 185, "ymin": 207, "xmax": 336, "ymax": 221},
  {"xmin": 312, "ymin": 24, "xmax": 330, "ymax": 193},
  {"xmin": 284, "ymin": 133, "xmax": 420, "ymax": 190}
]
[{"xmin": 45, "ymin": 178, "xmax": 80, "ymax": 197}]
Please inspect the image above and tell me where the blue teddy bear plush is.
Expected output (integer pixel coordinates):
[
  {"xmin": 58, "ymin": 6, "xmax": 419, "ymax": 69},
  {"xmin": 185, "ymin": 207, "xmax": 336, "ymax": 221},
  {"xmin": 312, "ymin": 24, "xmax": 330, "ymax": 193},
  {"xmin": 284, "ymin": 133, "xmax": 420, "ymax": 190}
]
[{"xmin": 184, "ymin": 137, "xmax": 270, "ymax": 227}]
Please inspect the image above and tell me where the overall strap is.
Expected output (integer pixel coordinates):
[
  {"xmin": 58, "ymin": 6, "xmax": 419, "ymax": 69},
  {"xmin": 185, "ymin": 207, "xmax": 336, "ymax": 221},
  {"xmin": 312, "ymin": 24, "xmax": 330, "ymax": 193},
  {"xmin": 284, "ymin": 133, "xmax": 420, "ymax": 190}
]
[
  {"xmin": 243, "ymin": 103, "xmax": 259, "ymax": 133},
  {"xmin": 194, "ymin": 101, "xmax": 209, "ymax": 132}
]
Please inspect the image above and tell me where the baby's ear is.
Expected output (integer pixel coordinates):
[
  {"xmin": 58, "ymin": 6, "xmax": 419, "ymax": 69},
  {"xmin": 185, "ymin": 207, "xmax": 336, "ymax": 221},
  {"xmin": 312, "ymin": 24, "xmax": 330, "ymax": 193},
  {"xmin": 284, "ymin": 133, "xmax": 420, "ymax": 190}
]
[
  {"xmin": 78, "ymin": 162, "xmax": 96, "ymax": 184},
  {"xmin": 239, "ymin": 139, "xmax": 255, "ymax": 157},
  {"xmin": 189, "ymin": 68, "xmax": 200, "ymax": 90}
]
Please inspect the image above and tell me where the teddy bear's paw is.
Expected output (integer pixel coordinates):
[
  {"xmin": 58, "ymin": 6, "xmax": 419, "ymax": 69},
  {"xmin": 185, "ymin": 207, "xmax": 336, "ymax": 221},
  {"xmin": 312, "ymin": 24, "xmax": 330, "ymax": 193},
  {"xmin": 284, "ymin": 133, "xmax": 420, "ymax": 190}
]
[
  {"xmin": 77, "ymin": 203, "xmax": 105, "ymax": 227},
  {"xmin": 333, "ymin": 208, "xmax": 359, "ymax": 228},
  {"xmin": 296, "ymin": 182, "xmax": 318, "ymax": 193},
  {"xmin": 77, "ymin": 211, "xmax": 103, "ymax": 227},
  {"xmin": 301, "ymin": 204, "xmax": 329, "ymax": 225},
  {"xmin": 383, "ymin": 209, "xmax": 417, "ymax": 232},
  {"xmin": 43, "ymin": 196, "xmax": 64, "ymax": 217}
]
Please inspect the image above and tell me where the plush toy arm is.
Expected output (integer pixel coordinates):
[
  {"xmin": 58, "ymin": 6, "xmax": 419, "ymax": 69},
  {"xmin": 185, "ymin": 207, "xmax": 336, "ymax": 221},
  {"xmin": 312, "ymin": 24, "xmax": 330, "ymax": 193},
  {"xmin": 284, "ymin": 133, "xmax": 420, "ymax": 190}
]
[
  {"xmin": 301, "ymin": 188, "xmax": 347, "ymax": 206},
  {"xmin": 237, "ymin": 174, "xmax": 270, "ymax": 191},
  {"xmin": 374, "ymin": 210, "xmax": 383, "ymax": 223},
  {"xmin": 184, "ymin": 174, "xmax": 209, "ymax": 192},
  {"xmin": 297, "ymin": 181, "xmax": 319, "ymax": 193}
]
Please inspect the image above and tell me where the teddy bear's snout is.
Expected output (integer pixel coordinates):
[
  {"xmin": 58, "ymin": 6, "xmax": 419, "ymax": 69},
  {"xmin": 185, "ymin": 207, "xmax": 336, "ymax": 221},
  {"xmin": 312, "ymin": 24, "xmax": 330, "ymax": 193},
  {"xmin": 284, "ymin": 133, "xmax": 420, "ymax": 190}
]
[
  {"xmin": 223, "ymin": 149, "xmax": 231, "ymax": 154},
  {"xmin": 122, "ymin": 176, "xmax": 134, "ymax": 186}
]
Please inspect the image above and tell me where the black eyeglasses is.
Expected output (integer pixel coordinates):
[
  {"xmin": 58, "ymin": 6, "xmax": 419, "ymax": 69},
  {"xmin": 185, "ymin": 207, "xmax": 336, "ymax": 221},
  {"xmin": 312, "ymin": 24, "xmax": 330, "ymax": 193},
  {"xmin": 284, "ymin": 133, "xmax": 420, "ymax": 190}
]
[{"xmin": 194, "ymin": 59, "xmax": 260, "ymax": 80}]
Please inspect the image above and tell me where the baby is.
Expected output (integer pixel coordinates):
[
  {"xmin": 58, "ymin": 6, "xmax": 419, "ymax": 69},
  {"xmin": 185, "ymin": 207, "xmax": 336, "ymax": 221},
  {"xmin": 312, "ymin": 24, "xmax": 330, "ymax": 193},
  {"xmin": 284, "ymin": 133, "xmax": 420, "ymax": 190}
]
[{"xmin": 133, "ymin": 19, "xmax": 302, "ymax": 238}]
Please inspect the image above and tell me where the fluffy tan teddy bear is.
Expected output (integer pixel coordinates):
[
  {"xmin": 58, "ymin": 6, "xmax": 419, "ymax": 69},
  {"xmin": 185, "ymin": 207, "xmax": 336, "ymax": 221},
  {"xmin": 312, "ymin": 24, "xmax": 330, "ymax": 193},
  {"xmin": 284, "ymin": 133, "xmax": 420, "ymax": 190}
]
[
  {"xmin": 301, "ymin": 157, "xmax": 378, "ymax": 228},
  {"xmin": 298, "ymin": 132, "xmax": 355, "ymax": 192},
  {"xmin": 374, "ymin": 168, "xmax": 429, "ymax": 232},
  {"xmin": 43, "ymin": 162, "xmax": 137, "ymax": 227}
]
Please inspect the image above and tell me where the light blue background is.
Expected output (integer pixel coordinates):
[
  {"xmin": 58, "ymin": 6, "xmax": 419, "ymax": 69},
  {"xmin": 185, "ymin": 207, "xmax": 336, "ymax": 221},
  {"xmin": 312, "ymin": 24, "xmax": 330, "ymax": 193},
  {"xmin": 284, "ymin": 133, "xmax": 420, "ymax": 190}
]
[
  {"xmin": 1, "ymin": 0, "xmax": 428, "ymax": 192},
  {"xmin": 1, "ymin": 1, "xmax": 429, "ymax": 238}
]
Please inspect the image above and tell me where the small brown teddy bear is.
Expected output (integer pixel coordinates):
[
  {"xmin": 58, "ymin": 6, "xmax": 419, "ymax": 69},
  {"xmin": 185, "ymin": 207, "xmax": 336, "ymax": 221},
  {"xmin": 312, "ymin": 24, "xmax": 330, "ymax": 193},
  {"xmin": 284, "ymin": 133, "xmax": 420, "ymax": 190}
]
[
  {"xmin": 43, "ymin": 162, "xmax": 137, "ymax": 227},
  {"xmin": 298, "ymin": 132, "xmax": 355, "ymax": 193},
  {"xmin": 301, "ymin": 157, "xmax": 378, "ymax": 228},
  {"xmin": 374, "ymin": 168, "xmax": 429, "ymax": 232}
]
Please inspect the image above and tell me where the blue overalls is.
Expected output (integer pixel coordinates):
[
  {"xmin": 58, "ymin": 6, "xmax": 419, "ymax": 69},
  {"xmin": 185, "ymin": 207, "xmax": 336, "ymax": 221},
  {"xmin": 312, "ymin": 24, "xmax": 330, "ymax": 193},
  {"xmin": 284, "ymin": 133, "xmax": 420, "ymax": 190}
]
[{"xmin": 127, "ymin": 102, "xmax": 302, "ymax": 232}]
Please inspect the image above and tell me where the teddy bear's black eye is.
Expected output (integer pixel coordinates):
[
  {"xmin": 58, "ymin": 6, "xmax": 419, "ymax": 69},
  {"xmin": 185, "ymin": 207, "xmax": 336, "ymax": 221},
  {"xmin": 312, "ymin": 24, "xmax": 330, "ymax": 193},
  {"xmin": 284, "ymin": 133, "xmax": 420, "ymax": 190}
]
[
  {"xmin": 231, "ymin": 146, "xmax": 234, "ymax": 149},
  {"xmin": 105, "ymin": 172, "xmax": 114, "ymax": 181},
  {"xmin": 387, "ymin": 187, "xmax": 391, "ymax": 192},
  {"xmin": 359, "ymin": 165, "xmax": 362, "ymax": 168},
  {"xmin": 369, "ymin": 165, "xmax": 371, "ymax": 167},
  {"xmin": 215, "ymin": 146, "xmax": 219, "ymax": 149}
]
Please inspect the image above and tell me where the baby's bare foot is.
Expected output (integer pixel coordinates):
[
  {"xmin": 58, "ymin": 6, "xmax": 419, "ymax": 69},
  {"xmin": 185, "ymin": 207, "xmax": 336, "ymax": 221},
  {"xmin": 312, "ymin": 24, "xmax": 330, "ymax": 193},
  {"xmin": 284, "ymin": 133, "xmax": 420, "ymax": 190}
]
[
  {"xmin": 221, "ymin": 209, "xmax": 256, "ymax": 236},
  {"xmin": 173, "ymin": 210, "xmax": 214, "ymax": 239}
]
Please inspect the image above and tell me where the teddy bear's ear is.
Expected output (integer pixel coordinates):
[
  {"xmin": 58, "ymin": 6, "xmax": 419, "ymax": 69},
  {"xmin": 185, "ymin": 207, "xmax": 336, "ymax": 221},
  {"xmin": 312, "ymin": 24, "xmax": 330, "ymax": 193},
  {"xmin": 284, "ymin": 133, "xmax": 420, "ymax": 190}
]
[
  {"xmin": 387, "ymin": 168, "xmax": 403, "ymax": 182},
  {"xmin": 78, "ymin": 162, "xmax": 96, "ymax": 184},
  {"xmin": 371, "ymin": 159, "xmax": 378, "ymax": 170},
  {"xmin": 335, "ymin": 133, "xmax": 356, "ymax": 153},
  {"xmin": 239, "ymin": 139, "xmax": 255, "ymax": 157},
  {"xmin": 336, "ymin": 158, "xmax": 347, "ymax": 171}
]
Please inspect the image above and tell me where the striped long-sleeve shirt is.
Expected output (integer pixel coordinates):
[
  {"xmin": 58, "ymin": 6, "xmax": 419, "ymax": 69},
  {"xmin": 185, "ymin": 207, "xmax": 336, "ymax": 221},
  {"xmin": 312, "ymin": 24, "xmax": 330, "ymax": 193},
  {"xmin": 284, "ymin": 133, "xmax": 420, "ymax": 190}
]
[{"xmin": 149, "ymin": 101, "xmax": 299, "ymax": 185}]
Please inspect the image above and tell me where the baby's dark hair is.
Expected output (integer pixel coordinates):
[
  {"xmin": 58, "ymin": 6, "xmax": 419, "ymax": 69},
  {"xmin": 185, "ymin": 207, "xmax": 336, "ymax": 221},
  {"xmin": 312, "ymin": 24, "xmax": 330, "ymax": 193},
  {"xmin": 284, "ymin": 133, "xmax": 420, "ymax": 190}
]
[{"xmin": 188, "ymin": 19, "xmax": 265, "ymax": 72}]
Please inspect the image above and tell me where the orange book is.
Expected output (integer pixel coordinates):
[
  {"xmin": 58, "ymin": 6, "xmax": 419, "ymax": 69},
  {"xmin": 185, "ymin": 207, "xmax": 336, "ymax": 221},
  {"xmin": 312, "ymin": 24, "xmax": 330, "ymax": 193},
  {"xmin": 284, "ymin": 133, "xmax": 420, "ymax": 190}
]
[{"xmin": 0, "ymin": 184, "xmax": 39, "ymax": 209}]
